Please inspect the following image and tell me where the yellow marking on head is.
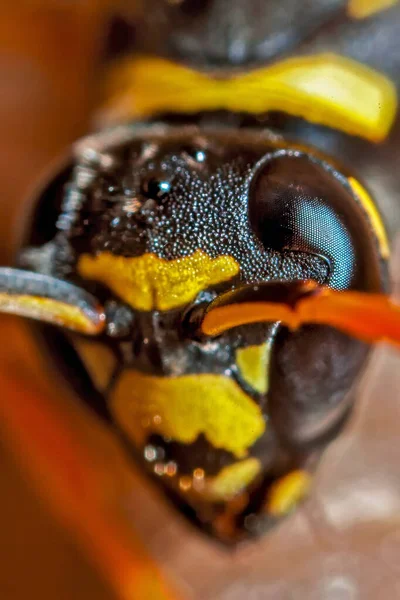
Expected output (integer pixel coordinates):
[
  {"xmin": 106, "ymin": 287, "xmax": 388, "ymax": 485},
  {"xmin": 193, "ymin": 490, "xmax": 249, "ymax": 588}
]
[
  {"xmin": 267, "ymin": 470, "xmax": 312, "ymax": 518},
  {"xmin": 348, "ymin": 0, "xmax": 398, "ymax": 19},
  {"xmin": 0, "ymin": 293, "xmax": 103, "ymax": 335},
  {"xmin": 348, "ymin": 177, "xmax": 390, "ymax": 259},
  {"xmin": 78, "ymin": 250, "xmax": 239, "ymax": 311},
  {"xmin": 204, "ymin": 458, "xmax": 261, "ymax": 501},
  {"xmin": 73, "ymin": 339, "xmax": 117, "ymax": 392},
  {"xmin": 236, "ymin": 341, "xmax": 273, "ymax": 394},
  {"xmin": 102, "ymin": 53, "xmax": 397, "ymax": 142},
  {"xmin": 110, "ymin": 370, "xmax": 266, "ymax": 458}
]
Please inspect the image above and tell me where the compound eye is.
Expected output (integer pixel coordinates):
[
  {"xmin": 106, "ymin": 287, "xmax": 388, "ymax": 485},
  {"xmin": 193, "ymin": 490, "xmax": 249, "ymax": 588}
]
[
  {"xmin": 249, "ymin": 154, "xmax": 347, "ymax": 254},
  {"xmin": 248, "ymin": 153, "xmax": 382, "ymax": 292}
]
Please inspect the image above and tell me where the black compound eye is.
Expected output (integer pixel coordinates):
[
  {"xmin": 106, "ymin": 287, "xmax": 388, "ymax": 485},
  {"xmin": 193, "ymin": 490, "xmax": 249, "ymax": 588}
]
[
  {"xmin": 248, "ymin": 153, "xmax": 383, "ymax": 292},
  {"xmin": 140, "ymin": 177, "xmax": 173, "ymax": 201}
]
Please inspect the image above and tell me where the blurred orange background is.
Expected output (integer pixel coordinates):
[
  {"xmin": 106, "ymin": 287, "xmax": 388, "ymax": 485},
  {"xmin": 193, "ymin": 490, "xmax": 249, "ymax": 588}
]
[{"xmin": 0, "ymin": 5, "xmax": 117, "ymax": 599}]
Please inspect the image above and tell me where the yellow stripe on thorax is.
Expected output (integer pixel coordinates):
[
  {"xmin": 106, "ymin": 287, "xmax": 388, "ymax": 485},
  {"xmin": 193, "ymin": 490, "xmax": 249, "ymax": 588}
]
[
  {"xmin": 348, "ymin": 177, "xmax": 390, "ymax": 259},
  {"xmin": 78, "ymin": 250, "xmax": 239, "ymax": 311},
  {"xmin": 102, "ymin": 53, "xmax": 397, "ymax": 142},
  {"xmin": 348, "ymin": 0, "xmax": 398, "ymax": 19},
  {"xmin": 110, "ymin": 370, "xmax": 266, "ymax": 458}
]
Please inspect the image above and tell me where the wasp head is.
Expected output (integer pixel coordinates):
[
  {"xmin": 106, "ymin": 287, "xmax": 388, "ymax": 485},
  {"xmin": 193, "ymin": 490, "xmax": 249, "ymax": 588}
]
[{"xmin": 0, "ymin": 124, "xmax": 390, "ymax": 542}]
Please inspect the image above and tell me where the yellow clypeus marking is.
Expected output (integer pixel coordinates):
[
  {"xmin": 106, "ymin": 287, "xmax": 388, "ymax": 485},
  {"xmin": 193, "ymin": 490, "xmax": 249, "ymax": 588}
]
[
  {"xmin": 78, "ymin": 250, "xmax": 239, "ymax": 311},
  {"xmin": 205, "ymin": 458, "xmax": 262, "ymax": 501},
  {"xmin": 348, "ymin": 177, "xmax": 390, "ymax": 259},
  {"xmin": 236, "ymin": 341, "xmax": 273, "ymax": 394},
  {"xmin": 110, "ymin": 370, "xmax": 266, "ymax": 458},
  {"xmin": 267, "ymin": 470, "xmax": 312, "ymax": 517},
  {"xmin": 102, "ymin": 53, "xmax": 397, "ymax": 142},
  {"xmin": 73, "ymin": 339, "xmax": 117, "ymax": 392},
  {"xmin": 0, "ymin": 293, "xmax": 103, "ymax": 335},
  {"xmin": 348, "ymin": 0, "xmax": 398, "ymax": 19}
]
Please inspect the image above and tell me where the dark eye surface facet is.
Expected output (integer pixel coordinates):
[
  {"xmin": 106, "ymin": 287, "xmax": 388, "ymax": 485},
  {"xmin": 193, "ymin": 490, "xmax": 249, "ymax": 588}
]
[{"xmin": 140, "ymin": 177, "xmax": 172, "ymax": 201}]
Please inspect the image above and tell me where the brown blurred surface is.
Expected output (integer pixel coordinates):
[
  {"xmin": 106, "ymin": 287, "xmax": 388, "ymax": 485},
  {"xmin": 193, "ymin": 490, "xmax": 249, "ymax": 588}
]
[
  {"xmin": 0, "ymin": 5, "xmax": 103, "ymax": 258},
  {"xmin": 0, "ymin": 5, "xmax": 116, "ymax": 599},
  {"xmin": 0, "ymin": 435, "xmax": 114, "ymax": 600}
]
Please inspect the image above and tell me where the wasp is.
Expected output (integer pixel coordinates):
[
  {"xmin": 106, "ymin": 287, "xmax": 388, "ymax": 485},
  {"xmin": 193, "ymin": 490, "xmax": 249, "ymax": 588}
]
[{"xmin": 1, "ymin": 0, "xmax": 400, "ymax": 545}]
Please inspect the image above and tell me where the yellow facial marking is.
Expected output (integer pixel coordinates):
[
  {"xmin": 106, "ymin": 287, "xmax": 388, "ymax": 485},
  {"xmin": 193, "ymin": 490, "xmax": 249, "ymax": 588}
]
[
  {"xmin": 102, "ymin": 53, "xmax": 397, "ymax": 142},
  {"xmin": 205, "ymin": 458, "xmax": 261, "ymax": 501},
  {"xmin": 348, "ymin": 0, "xmax": 398, "ymax": 19},
  {"xmin": 78, "ymin": 250, "xmax": 239, "ymax": 311},
  {"xmin": 0, "ymin": 293, "xmax": 103, "ymax": 335},
  {"xmin": 348, "ymin": 177, "xmax": 390, "ymax": 259},
  {"xmin": 236, "ymin": 341, "xmax": 273, "ymax": 394},
  {"xmin": 267, "ymin": 470, "xmax": 312, "ymax": 518},
  {"xmin": 73, "ymin": 339, "xmax": 117, "ymax": 392},
  {"xmin": 110, "ymin": 370, "xmax": 266, "ymax": 458}
]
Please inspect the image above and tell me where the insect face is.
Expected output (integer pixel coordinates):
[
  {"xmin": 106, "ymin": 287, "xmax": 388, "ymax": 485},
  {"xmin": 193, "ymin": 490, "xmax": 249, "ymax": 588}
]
[{"xmin": 0, "ymin": 124, "xmax": 389, "ymax": 542}]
